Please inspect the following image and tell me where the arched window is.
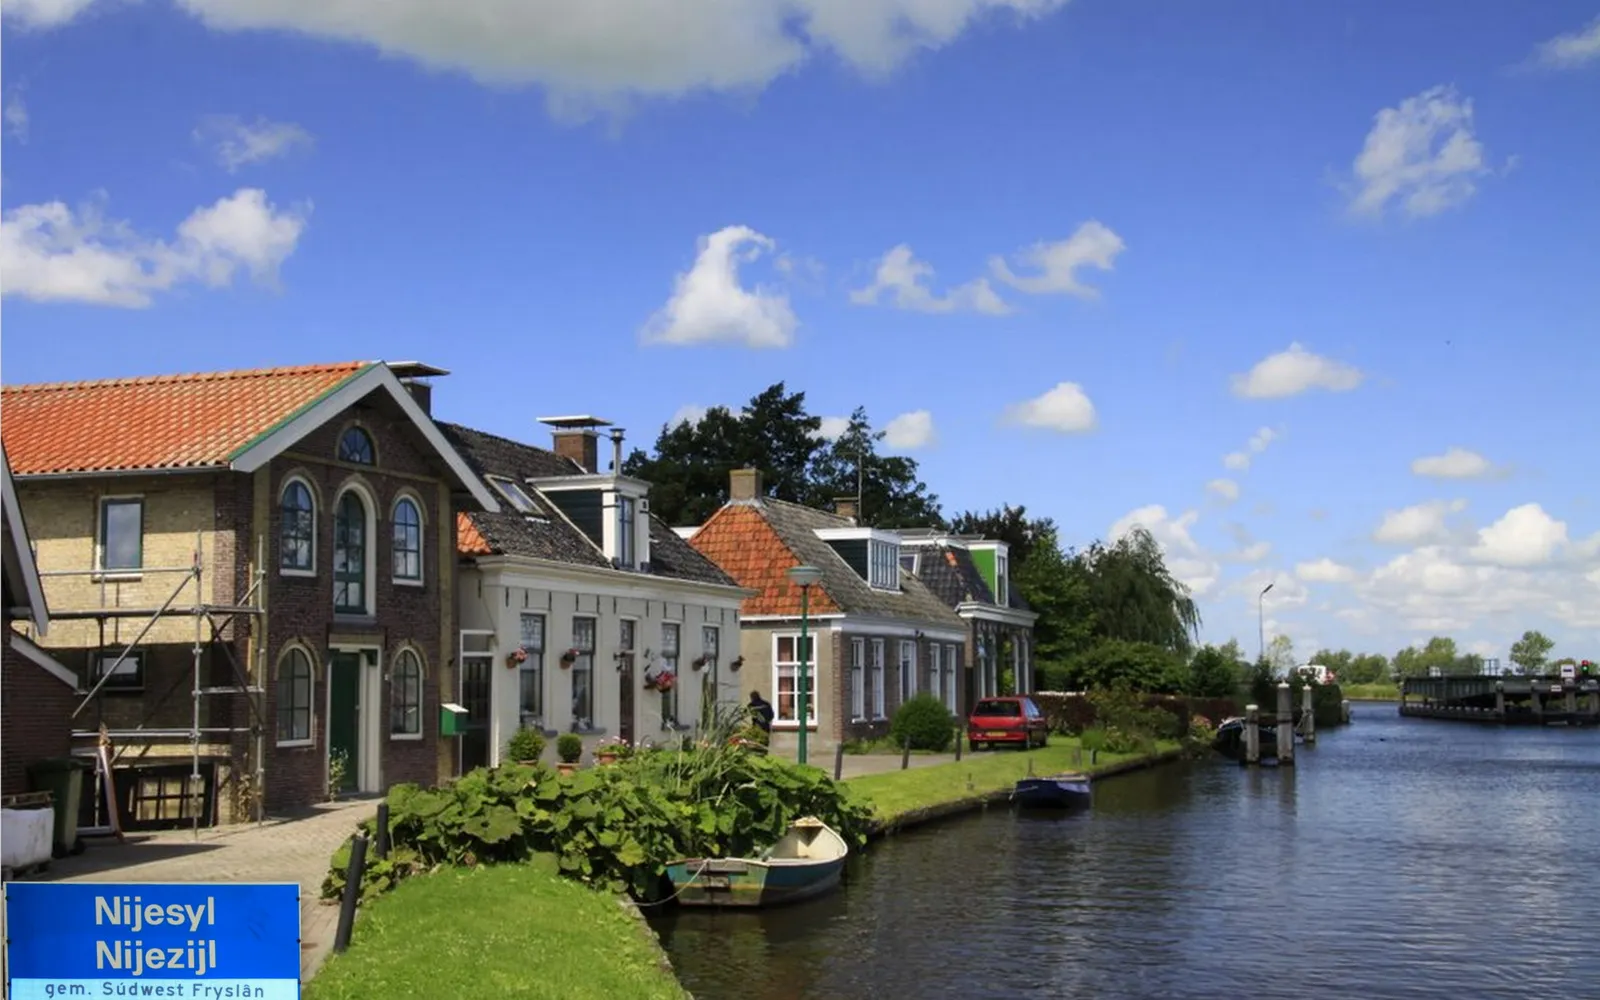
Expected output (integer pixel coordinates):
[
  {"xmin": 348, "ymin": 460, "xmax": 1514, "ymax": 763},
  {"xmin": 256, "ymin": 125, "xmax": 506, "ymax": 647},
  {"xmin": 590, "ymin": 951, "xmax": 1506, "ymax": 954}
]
[
  {"xmin": 337, "ymin": 426, "xmax": 375, "ymax": 465},
  {"xmin": 334, "ymin": 490, "xmax": 369, "ymax": 614},
  {"xmin": 280, "ymin": 479, "xmax": 315, "ymax": 572},
  {"xmin": 392, "ymin": 497, "xmax": 422, "ymax": 583},
  {"xmin": 276, "ymin": 647, "xmax": 313, "ymax": 744},
  {"xmin": 390, "ymin": 649, "xmax": 423, "ymax": 737}
]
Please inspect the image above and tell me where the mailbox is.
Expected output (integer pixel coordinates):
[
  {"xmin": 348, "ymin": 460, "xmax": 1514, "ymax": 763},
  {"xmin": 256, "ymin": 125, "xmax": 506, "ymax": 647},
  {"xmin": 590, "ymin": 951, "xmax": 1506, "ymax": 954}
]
[{"xmin": 440, "ymin": 702, "xmax": 469, "ymax": 737}]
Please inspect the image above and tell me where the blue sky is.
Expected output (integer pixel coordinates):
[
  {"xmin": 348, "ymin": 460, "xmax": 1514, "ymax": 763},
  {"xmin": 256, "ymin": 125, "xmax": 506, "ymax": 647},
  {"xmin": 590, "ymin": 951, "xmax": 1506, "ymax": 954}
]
[{"xmin": 4, "ymin": 1, "xmax": 1598, "ymax": 665}]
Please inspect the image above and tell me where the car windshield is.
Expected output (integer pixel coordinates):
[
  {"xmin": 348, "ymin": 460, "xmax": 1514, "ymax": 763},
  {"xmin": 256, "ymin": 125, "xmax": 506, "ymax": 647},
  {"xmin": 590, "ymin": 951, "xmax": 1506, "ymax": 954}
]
[{"xmin": 973, "ymin": 700, "xmax": 1021, "ymax": 717}]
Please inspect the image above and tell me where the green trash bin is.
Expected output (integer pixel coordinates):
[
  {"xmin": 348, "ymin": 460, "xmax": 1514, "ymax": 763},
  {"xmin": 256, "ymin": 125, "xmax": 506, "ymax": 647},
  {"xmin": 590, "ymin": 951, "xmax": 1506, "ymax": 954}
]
[{"xmin": 27, "ymin": 757, "xmax": 91, "ymax": 857}]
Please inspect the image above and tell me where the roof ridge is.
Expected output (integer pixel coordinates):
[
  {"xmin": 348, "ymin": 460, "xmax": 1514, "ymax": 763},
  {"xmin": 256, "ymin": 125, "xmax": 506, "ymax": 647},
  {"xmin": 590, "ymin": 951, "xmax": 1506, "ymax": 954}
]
[
  {"xmin": 437, "ymin": 420, "xmax": 583, "ymax": 475},
  {"xmin": 762, "ymin": 495, "xmax": 851, "ymax": 524},
  {"xmin": 2, "ymin": 361, "xmax": 373, "ymax": 395}
]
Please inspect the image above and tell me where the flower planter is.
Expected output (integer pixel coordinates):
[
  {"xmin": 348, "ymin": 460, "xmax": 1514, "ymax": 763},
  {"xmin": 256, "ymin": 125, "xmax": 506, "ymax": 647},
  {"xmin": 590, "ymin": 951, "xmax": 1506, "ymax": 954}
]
[
  {"xmin": 595, "ymin": 752, "xmax": 620, "ymax": 766},
  {"xmin": 555, "ymin": 762, "xmax": 578, "ymax": 776}
]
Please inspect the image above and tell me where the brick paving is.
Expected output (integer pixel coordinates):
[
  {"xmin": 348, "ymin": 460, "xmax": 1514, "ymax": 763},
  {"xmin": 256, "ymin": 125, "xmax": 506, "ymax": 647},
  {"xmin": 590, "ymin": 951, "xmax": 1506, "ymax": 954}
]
[{"xmin": 30, "ymin": 797, "xmax": 375, "ymax": 982}]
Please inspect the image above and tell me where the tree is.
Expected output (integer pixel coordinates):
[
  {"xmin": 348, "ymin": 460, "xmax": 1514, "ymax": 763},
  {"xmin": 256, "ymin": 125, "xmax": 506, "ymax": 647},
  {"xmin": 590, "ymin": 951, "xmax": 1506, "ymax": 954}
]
[
  {"xmin": 1265, "ymin": 634, "xmax": 1296, "ymax": 676},
  {"xmin": 1510, "ymin": 630, "xmax": 1555, "ymax": 675},
  {"xmin": 1309, "ymin": 648, "xmax": 1391, "ymax": 685},
  {"xmin": 805, "ymin": 406, "xmax": 944, "ymax": 528},
  {"xmin": 949, "ymin": 504, "xmax": 1055, "ymax": 569},
  {"xmin": 1392, "ymin": 636, "xmax": 1480, "ymax": 677},
  {"xmin": 1013, "ymin": 524, "xmax": 1096, "ymax": 673},
  {"xmin": 1188, "ymin": 643, "xmax": 1244, "ymax": 698},
  {"xmin": 1077, "ymin": 527, "xmax": 1202, "ymax": 656},
  {"xmin": 1063, "ymin": 639, "xmax": 1189, "ymax": 695}
]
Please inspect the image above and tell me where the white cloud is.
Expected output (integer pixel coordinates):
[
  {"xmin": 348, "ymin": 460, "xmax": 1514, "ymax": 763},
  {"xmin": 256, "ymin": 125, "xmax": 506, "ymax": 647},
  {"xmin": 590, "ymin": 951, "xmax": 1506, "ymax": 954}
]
[
  {"xmin": 1234, "ymin": 569, "xmax": 1308, "ymax": 609},
  {"xmin": 1469, "ymin": 503, "xmax": 1569, "ymax": 567},
  {"xmin": 12, "ymin": 1, "xmax": 1071, "ymax": 118},
  {"xmin": 668, "ymin": 404, "xmax": 708, "ymax": 429},
  {"xmin": 0, "ymin": 187, "xmax": 309, "ymax": 308},
  {"xmin": 990, "ymin": 220, "xmax": 1125, "ymax": 299},
  {"xmin": 1231, "ymin": 342, "xmax": 1364, "ymax": 399},
  {"xmin": 850, "ymin": 244, "xmax": 1010, "ymax": 315},
  {"xmin": 1003, "ymin": 381, "xmax": 1097, "ymax": 433},
  {"xmin": 1411, "ymin": 446, "xmax": 1496, "ymax": 479},
  {"xmin": 1296, "ymin": 558, "xmax": 1358, "ymax": 584},
  {"xmin": 1234, "ymin": 540, "xmax": 1272, "ymax": 563},
  {"xmin": 640, "ymin": 225, "xmax": 798, "ymax": 348},
  {"xmin": 1110, "ymin": 504, "xmax": 1220, "ymax": 595},
  {"xmin": 815, "ymin": 416, "xmax": 852, "ymax": 441},
  {"xmin": 1, "ymin": 0, "xmax": 97, "ymax": 30},
  {"xmin": 1530, "ymin": 15, "xmax": 1600, "ymax": 70},
  {"xmin": 195, "ymin": 115, "xmax": 314, "ymax": 172},
  {"xmin": 1373, "ymin": 499, "xmax": 1468, "ymax": 546},
  {"xmin": 883, "ymin": 410, "xmax": 936, "ymax": 450},
  {"xmin": 1347, "ymin": 85, "xmax": 1490, "ymax": 219},
  {"xmin": 4, "ymin": 90, "xmax": 28, "ymax": 142},
  {"xmin": 1222, "ymin": 425, "xmax": 1281, "ymax": 472},
  {"xmin": 1207, "ymin": 478, "xmax": 1240, "ymax": 503}
]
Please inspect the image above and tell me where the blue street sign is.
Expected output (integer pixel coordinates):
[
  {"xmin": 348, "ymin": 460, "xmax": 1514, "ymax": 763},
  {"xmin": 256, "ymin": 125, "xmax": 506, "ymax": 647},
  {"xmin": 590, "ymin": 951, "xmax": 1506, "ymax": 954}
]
[{"xmin": 4, "ymin": 882, "xmax": 300, "ymax": 1000}]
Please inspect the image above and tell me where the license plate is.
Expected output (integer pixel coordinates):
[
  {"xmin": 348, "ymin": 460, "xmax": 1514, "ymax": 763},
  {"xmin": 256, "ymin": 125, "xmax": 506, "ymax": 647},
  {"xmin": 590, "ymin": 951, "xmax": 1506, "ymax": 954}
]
[{"xmin": 986, "ymin": 731, "xmax": 1008, "ymax": 737}]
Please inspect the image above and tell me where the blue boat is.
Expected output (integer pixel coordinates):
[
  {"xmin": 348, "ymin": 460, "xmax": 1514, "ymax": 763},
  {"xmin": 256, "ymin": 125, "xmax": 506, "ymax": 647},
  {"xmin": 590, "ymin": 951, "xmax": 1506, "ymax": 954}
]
[
  {"xmin": 1012, "ymin": 772, "xmax": 1092, "ymax": 809},
  {"xmin": 663, "ymin": 816, "xmax": 849, "ymax": 908}
]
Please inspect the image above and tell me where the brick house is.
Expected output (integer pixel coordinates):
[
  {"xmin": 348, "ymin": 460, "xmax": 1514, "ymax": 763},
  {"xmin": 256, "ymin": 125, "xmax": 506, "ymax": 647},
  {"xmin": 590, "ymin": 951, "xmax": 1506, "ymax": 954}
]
[
  {"xmin": 0, "ymin": 361, "xmax": 499, "ymax": 825},
  {"xmin": 896, "ymin": 529, "xmax": 1039, "ymax": 702},
  {"xmin": 3, "ymin": 445, "xmax": 80, "ymax": 798},
  {"xmin": 684, "ymin": 468, "xmax": 968, "ymax": 758},
  {"xmin": 441, "ymin": 417, "xmax": 752, "ymax": 767}
]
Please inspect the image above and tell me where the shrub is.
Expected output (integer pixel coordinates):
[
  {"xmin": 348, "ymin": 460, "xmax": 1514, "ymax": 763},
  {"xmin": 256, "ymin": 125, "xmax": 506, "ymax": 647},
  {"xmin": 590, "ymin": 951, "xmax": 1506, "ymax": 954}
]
[
  {"xmin": 889, "ymin": 694, "xmax": 955, "ymax": 752},
  {"xmin": 506, "ymin": 727, "xmax": 546, "ymax": 763},
  {"xmin": 555, "ymin": 733, "xmax": 583, "ymax": 763}
]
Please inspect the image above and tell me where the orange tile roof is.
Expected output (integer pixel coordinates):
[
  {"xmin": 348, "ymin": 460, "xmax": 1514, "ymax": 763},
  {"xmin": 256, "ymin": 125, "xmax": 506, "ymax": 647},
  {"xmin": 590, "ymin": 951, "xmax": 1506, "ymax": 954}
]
[
  {"xmin": 688, "ymin": 503, "xmax": 841, "ymax": 617},
  {"xmin": 456, "ymin": 512, "xmax": 492, "ymax": 556},
  {"xmin": 1, "ymin": 362, "xmax": 371, "ymax": 475}
]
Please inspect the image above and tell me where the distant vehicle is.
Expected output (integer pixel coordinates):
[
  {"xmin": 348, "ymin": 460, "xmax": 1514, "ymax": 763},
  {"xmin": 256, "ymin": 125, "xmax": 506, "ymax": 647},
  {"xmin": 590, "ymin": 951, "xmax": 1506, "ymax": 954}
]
[
  {"xmin": 1295, "ymin": 663, "xmax": 1335, "ymax": 684},
  {"xmin": 967, "ymin": 696, "xmax": 1050, "ymax": 751}
]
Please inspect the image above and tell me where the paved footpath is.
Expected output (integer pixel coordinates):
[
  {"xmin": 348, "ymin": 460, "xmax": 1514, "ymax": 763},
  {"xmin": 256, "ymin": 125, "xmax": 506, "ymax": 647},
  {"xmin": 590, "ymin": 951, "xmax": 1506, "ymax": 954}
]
[{"xmin": 33, "ymin": 798, "xmax": 375, "ymax": 983}]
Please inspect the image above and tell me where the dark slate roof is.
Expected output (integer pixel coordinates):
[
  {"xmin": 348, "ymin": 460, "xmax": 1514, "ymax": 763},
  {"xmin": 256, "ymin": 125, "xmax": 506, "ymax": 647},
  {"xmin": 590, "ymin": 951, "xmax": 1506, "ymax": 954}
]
[
  {"xmin": 438, "ymin": 421, "xmax": 738, "ymax": 588},
  {"xmin": 915, "ymin": 542, "xmax": 996, "ymax": 607},
  {"xmin": 759, "ymin": 499, "xmax": 966, "ymax": 629}
]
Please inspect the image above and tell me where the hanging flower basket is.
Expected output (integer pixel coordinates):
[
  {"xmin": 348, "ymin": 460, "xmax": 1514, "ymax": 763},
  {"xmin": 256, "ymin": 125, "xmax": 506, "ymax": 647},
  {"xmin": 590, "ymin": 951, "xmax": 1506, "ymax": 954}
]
[
  {"xmin": 644, "ymin": 669, "xmax": 677, "ymax": 692},
  {"xmin": 505, "ymin": 647, "xmax": 528, "ymax": 670},
  {"xmin": 691, "ymin": 655, "xmax": 709, "ymax": 671},
  {"xmin": 729, "ymin": 656, "xmax": 744, "ymax": 673},
  {"xmin": 559, "ymin": 649, "xmax": 579, "ymax": 668}
]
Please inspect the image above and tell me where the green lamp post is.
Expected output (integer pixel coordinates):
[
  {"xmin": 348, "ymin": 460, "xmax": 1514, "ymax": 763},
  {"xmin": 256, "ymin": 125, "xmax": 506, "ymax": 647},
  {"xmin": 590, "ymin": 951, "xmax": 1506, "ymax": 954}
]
[{"xmin": 786, "ymin": 564, "xmax": 823, "ymax": 765}]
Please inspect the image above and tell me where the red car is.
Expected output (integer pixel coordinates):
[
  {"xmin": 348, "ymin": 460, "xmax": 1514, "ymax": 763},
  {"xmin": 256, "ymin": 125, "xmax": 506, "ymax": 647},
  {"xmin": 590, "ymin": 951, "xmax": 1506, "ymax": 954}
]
[{"xmin": 968, "ymin": 696, "xmax": 1049, "ymax": 751}]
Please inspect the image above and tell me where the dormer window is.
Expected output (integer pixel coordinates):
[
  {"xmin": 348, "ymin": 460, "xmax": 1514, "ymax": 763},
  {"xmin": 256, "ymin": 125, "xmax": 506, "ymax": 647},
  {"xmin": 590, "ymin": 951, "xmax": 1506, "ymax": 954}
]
[
  {"xmin": 899, "ymin": 551, "xmax": 919, "ymax": 575},
  {"xmin": 869, "ymin": 538, "xmax": 900, "ymax": 590},
  {"xmin": 338, "ymin": 426, "xmax": 375, "ymax": 465},
  {"xmin": 617, "ymin": 494, "xmax": 636, "ymax": 568},
  {"xmin": 997, "ymin": 552, "xmax": 1009, "ymax": 604}
]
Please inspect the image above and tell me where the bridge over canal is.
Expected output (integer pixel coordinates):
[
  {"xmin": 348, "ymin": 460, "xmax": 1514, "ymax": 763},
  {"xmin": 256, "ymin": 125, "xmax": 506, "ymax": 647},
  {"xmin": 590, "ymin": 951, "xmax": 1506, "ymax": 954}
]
[{"xmin": 1400, "ymin": 674, "xmax": 1600, "ymax": 726}]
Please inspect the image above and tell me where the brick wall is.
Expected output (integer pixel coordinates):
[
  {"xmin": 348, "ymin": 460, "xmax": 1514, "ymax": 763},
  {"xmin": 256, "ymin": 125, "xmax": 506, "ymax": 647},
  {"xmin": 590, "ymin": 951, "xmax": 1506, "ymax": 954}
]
[
  {"xmin": 259, "ymin": 394, "xmax": 452, "ymax": 812},
  {"xmin": 1, "ymin": 635, "xmax": 79, "ymax": 797}
]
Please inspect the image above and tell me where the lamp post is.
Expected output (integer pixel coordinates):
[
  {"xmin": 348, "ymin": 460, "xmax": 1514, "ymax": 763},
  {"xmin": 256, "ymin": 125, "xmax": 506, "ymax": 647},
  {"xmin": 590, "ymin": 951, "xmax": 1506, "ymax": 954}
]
[
  {"xmin": 786, "ymin": 565, "xmax": 824, "ymax": 765},
  {"xmin": 1258, "ymin": 582, "xmax": 1274, "ymax": 665}
]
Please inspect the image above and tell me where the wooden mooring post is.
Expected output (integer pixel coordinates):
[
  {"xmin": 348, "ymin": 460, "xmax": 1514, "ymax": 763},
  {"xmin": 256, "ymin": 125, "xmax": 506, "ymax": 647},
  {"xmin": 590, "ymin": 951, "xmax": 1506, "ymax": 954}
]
[
  {"xmin": 1301, "ymin": 683, "xmax": 1316, "ymax": 744},
  {"xmin": 1276, "ymin": 682, "xmax": 1295, "ymax": 765},
  {"xmin": 1244, "ymin": 704, "xmax": 1261, "ymax": 765}
]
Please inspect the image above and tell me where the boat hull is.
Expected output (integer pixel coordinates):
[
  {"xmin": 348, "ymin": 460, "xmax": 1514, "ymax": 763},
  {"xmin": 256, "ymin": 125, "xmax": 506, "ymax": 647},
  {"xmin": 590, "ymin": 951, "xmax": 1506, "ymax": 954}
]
[
  {"xmin": 665, "ymin": 816, "xmax": 850, "ymax": 909},
  {"xmin": 1013, "ymin": 774, "xmax": 1092, "ymax": 809}
]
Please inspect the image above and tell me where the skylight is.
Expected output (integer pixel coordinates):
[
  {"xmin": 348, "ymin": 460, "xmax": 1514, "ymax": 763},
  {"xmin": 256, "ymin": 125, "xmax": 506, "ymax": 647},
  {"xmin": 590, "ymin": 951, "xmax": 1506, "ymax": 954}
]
[{"xmin": 487, "ymin": 476, "xmax": 541, "ymax": 515}]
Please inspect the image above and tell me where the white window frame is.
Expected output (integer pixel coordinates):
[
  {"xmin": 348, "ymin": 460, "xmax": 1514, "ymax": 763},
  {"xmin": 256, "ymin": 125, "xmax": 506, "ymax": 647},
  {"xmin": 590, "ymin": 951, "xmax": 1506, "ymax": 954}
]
[
  {"xmin": 618, "ymin": 495, "xmax": 637, "ymax": 569},
  {"xmin": 659, "ymin": 621, "xmax": 681, "ymax": 727},
  {"xmin": 95, "ymin": 649, "xmax": 144, "ymax": 692},
  {"xmin": 772, "ymin": 633, "xmax": 817, "ymax": 728},
  {"xmin": 486, "ymin": 475, "xmax": 540, "ymax": 515},
  {"xmin": 571, "ymin": 615, "xmax": 596, "ymax": 731},
  {"xmin": 391, "ymin": 494, "xmax": 425, "ymax": 586},
  {"xmin": 871, "ymin": 639, "xmax": 886, "ymax": 719},
  {"xmin": 700, "ymin": 624, "xmax": 721, "ymax": 712},
  {"xmin": 97, "ymin": 495, "xmax": 144, "ymax": 577},
  {"xmin": 278, "ymin": 476, "xmax": 317, "ymax": 577},
  {"xmin": 868, "ymin": 538, "xmax": 901, "ymax": 590},
  {"xmin": 930, "ymin": 643, "xmax": 943, "ymax": 708},
  {"xmin": 899, "ymin": 639, "xmax": 916, "ymax": 703},
  {"xmin": 996, "ymin": 553, "xmax": 1009, "ymax": 605},
  {"xmin": 850, "ymin": 638, "xmax": 866, "ymax": 721},
  {"xmin": 518, "ymin": 612, "xmax": 546, "ymax": 730},
  {"xmin": 389, "ymin": 647, "xmax": 424, "ymax": 739},
  {"xmin": 944, "ymin": 643, "xmax": 959, "ymax": 712}
]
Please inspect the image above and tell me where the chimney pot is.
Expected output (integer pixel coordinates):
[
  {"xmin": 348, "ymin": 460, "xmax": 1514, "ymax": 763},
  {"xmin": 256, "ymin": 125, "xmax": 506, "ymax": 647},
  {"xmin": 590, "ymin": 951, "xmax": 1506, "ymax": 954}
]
[
  {"xmin": 729, "ymin": 467, "xmax": 765, "ymax": 501},
  {"xmin": 609, "ymin": 427, "xmax": 626, "ymax": 473}
]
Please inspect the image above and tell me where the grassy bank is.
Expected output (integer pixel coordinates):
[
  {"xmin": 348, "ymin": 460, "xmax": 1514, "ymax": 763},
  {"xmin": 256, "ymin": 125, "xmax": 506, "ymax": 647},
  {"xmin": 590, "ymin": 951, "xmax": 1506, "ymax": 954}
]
[
  {"xmin": 306, "ymin": 858, "xmax": 686, "ymax": 1000},
  {"xmin": 843, "ymin": 737, "xmax": 1182, "ymax": 828},
  {"xmin": 1342, "ymin": 682, "xmax": 1400, "ymax": 700}
]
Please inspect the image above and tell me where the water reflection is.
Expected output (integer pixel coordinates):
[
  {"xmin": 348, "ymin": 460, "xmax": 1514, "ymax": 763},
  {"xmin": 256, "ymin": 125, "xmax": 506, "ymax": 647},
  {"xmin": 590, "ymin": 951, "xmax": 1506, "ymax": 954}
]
[{"xmin": 655, "ymin": 709, "xmax": 1600, "ymax": 1000}]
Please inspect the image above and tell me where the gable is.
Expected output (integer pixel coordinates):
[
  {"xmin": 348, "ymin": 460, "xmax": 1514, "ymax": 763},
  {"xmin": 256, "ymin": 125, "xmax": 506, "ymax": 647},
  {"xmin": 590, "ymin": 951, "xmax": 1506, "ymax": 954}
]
[{"xmin": 688, "ymin": 504, "xmax": 843, "ymax": 616}]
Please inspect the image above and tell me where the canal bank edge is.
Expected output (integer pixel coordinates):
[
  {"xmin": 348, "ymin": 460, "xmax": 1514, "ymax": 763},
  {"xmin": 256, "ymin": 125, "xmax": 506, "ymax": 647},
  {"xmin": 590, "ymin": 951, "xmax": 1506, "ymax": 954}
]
[
  {"xmin": 859, "ymin": 747, "xmax": 1186, "ymax": 840},
  {"xmin": 620, "ymin": 896, "xmax": 694, "ymax": 1000}
]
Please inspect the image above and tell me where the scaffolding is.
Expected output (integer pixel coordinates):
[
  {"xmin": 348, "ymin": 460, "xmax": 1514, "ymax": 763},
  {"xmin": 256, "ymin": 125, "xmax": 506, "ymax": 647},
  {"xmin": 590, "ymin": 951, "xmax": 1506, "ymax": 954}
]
[{"xmin": 38, "ymin": 531, "xmax": 268, "ymax": 838}]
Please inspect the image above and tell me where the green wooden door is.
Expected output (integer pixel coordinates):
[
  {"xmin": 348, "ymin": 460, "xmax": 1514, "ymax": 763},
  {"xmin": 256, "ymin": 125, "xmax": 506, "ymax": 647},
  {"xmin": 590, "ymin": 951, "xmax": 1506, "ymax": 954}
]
[{"xmin": 329, "ymin": 651, "xmax": 361, "ymax": 792}]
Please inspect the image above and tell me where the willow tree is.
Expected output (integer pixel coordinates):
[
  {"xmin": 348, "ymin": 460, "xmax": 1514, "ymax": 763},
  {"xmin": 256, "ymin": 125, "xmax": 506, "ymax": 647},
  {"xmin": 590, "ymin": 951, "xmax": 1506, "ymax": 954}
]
[{"xmin": 1079, "ymin": 527, "xmax": 1202, "ymax": 656}]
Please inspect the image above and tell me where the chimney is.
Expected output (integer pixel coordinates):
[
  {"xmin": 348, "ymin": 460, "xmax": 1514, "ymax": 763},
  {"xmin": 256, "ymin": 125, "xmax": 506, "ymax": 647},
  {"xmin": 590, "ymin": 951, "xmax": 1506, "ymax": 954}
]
[
  {"xmin": 729, "ymin": 467, "xmax": 764, "ymax": 501},
  {"xmin": 401, "ymin": 380, "xmax": 432, "ymax": 415},
  {"xmin": 609, "ymin": 427, "xmax": 626, "ymax": 473},
  {"xmin": 537, "ymin": 416, "xmax": 613, "ymax": 475},
  {"xmin": 834, "ymin": 496, "xmax": 859, "ymax": 524},
  {"xmin": 386, "ymin": 362, "xmax": 449, "ymax": 416}
]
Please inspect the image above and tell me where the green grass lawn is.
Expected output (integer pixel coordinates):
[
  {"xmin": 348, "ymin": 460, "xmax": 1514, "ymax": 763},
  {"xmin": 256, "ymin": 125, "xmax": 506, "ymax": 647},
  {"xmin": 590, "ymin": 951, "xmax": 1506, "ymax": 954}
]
[
  {"xmin": 1341, "ymin": 682, "xmax": 1400, "ymax": 700},
  {"xmin": 306, "ymin": 858, "xmax": 687, "ymax": 1000},
  {"xmin": 842, "ymin": 737, "xmax": 1181, "ymax": 825}
]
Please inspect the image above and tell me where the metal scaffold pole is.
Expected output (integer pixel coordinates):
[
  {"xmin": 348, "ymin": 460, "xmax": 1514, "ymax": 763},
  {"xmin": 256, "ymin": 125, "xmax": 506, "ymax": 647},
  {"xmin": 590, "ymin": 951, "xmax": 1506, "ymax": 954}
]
[{"xmin": 192, "ymin": 531, "xmax": 204, "ymax": 841}]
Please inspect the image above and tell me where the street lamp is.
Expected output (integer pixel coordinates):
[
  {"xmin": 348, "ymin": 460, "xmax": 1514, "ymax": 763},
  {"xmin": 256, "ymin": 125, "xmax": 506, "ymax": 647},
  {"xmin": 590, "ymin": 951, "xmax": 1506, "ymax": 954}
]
[
  {"xmin": 786, "ymin": 564, "xmax": 824, "ymax": 765},
  {"xmin": 1258, "ymin": 582, "xmax": 1274, "ymax": 665}
]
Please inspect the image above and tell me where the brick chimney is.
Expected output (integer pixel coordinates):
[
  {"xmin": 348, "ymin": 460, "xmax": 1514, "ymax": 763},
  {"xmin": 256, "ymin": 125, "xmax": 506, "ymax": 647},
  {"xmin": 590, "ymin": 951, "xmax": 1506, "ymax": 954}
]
[
  {"xmin": 834, "ymin": 496, "xmax": 859, "ymax": 524},
  {"xmin": 729, "ymin": 467, "xmax": 764, "ymax": 501},
  {"xmin": 537, "ymin": 416, "xmax": 613, "ymax": 474}
]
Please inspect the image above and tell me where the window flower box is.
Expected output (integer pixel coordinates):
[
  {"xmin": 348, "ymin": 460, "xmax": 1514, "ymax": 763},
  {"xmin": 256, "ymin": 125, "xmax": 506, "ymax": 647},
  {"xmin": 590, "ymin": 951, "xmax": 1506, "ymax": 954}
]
[{"xmin": 559, "ymin": 648, "xmax": 579, "ymax": 668}]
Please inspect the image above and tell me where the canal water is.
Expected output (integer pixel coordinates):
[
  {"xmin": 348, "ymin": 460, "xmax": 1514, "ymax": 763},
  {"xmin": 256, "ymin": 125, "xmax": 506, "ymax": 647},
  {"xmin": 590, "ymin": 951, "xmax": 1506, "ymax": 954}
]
[{"xmin": 651, "ymin": 703, "xmax": 1600, "ymax": 1000}]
